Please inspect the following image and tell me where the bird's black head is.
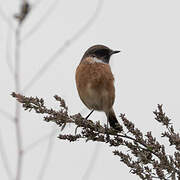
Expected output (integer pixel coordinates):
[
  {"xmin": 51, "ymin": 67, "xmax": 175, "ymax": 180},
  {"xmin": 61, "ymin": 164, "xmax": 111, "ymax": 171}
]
[{"xmin": 82, "ymin": 45, "xmax": 120, "ymax": 64}]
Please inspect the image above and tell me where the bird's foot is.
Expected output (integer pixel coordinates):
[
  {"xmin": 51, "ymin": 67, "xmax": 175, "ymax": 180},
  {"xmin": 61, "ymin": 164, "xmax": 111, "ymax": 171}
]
[{"xmin": 85, "ymin": 110, "xmax": 94, "ymax": 119}]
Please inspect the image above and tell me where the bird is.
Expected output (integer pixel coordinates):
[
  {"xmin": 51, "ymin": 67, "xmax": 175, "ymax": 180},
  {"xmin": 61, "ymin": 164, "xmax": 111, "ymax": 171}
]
[{"xmin": 75, "ymin": 44, "xmax": 121, "ymax": 131}]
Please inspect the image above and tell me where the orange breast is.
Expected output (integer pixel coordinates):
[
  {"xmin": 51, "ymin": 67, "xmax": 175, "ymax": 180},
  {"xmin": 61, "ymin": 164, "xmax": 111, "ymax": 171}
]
[{"xmin": 75, "ymin": 57, "xmax": 115, "ymax": 111}]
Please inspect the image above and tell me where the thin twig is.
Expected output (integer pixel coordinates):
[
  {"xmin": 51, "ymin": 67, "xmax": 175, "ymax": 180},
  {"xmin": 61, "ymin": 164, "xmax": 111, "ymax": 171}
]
[
  {"xmin": 0, "ymin": 6, "xmax": 14, "ymax": 30},
  {"xmin": 82, "ymin": 144, "xmax": 101, "ymax": 180},
  {"xmin": 14, "ymin": 25, "xmax": 23, "ymax": 180},
  {"xmin": 82, "ymin": 114, "xmax": 103, "ymax": 180},
  {"xmin": 69, "ymin": 0, "xmax": 103, "ymax": 43},
  {"xmin": 6, "ymin": 28, "xmax": 14, "ymax": 76},
  {"xmin": 0, "ymin": 131, "xmax": 13, "ymax": 180},
  {"xmin": 22, "ymin": 0, "xmax": 59, "ymax": 41},
  {"xmin": 23, "ymin": 129, "xmax": 57, "ymax": 153},
  {"xmin": 34, "ymin": 0, "xmax": 45, "ymax": 7},
  {"xmin": 117, "ymin": 133, "xmax": 159, "ymax": 157},
  {"xmin": 37, "ymin": 128, "xmax": 57, "ymax": 180},
  {"xmin": 22, "ymin": 0, "xmax": 104, "ymax": 92}
]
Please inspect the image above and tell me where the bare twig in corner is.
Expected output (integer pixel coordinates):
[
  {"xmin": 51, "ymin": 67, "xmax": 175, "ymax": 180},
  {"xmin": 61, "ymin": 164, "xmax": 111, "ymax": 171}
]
[
  {"xmin": 14, "ymin": 1, "xmax": 31, "ymax": 24},
  {"xmin": 22, "ymin": 0, "xmax": 60, "ymax": 41},
  {"xmin": 23, "ymin": 0, "xmax": 104, "ymax": 92},
  {"xmin": 34, "ymin": 0, "xmax": 45, "ymax": 8},
  {"xmin": 14, "ymin": 25, "xmax": 23, "ymax": 180},
  {"xmin": 23, "ymin": 129, "xmax": 57, "ymax": 153},
  {"xmin": 82, "ymin": 144, "xmax": 101, "ymax": 180},
  {"xmin": 69, "ymin": 0, "xmax": 103, "ymax": 43},
  {"xmin": 13, "ymin": 1, "xmax": 59, "ymax": 180},
  {"xmin": 0, "ymin": 6, "xmax": 14, "ymax": 30},
  {"xmin": 82, "ymin": 115, "xmax": 103, "ymax": 180},
  {"xmin": 0, "ymin": 131, "xmax": 13, "ymax": 180},
  {"xmin": 37, "ymin": 128, "xmax": 57, "ymax": 180},
  {"xmin": 6, "ymin": 28, "xmax": 14, "ymax": 76}
]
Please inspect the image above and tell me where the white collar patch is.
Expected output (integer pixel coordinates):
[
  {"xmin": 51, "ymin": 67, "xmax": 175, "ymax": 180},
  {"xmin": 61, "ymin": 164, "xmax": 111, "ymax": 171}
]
[{"xmin": 92, "ymin": 57, "xmax": 107, "ymax": 64}]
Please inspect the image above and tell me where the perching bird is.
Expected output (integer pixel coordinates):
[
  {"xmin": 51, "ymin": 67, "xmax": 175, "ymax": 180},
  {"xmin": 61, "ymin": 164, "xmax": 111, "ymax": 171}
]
[{"xmin": 75, "ymin": 44, "xmax": 121, "ymax": 130}]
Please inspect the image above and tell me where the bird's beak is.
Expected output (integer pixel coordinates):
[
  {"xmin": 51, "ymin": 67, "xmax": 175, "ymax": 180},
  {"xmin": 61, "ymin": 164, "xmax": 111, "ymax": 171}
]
[
  {"xmin": 113, "ymin": 50, "xmax": 121, "ymax": 54},
  {"xmin": 110, "ymin": 50, "xmax": 121, "ymax": 55}
]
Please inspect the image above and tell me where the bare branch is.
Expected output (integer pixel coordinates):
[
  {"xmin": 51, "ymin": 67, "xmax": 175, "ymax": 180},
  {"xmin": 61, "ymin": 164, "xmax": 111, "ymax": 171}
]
[
  {"xmin": 11, "ymin": 93, "xmax": 180, "ymax": 179},
  {"xmin": 22, "ymin": 0, "xmax": 104, "ymax": 92},
  {"xmin": 82, "ymin": 144, "xmax": 101, "ymax": 180},
  {"xmin": 6, "ymin": 28, "xmax": 14, "ymax": 76},
  {"xmin": 0, "ymin": 6, "xmax": 14, "ymax": 30},
  {"xmin": 23, "ymin": 128, "xmax": 57, "ymax": 153},
  {"xmin": 14, "ymin": 1, "xmax": 31, "ymax": 24},
  {"xmin": 82, "ymin": 116, "xmax": 103, "ymax": 180},
  {"xmin": 0, "ymin": 131, "xmax": 13, "ymax": 180},
  {"xmin": 22, "ymin": 0, "xmax": 59, "ymax": 41},
  {"xmin": 14, "ymin": 25, "xmax": 23, "ymax": 180},
  {"xmin": 34, "ymin": 0, "xmax": 45, "ymax": 7},
  {"xmin": 69, "ymin": 0, "xmax": 103, "ymax": 43},
  {"xmin": 37, "ymin": 128, "xmax": 56, "ymax": 180}
]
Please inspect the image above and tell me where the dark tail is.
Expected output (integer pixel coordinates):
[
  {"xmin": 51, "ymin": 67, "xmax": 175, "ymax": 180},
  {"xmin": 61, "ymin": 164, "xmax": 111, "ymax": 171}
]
[{"xmin": 106, "ymin": 108, "xmax": 122, "ymax": 131}]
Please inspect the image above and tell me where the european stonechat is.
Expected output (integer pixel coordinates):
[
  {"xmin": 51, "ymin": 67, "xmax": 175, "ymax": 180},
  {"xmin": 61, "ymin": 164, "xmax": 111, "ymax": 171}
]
[{"xmin": 75, "ymin": 45, "xmax": 121, "ymax": 130}]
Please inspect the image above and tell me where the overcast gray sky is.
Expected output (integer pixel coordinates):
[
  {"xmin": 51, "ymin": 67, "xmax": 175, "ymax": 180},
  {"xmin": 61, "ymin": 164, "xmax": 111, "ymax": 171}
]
[{"xmin": 1, "ymin": 0, "xmax": 180, "ymax": 179}]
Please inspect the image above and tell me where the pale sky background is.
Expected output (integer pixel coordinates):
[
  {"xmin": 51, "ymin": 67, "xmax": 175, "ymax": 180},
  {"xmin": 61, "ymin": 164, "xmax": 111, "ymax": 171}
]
[{"xmin": 0, "ymin": 0, "xmax": 180, "ymax": 180}]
